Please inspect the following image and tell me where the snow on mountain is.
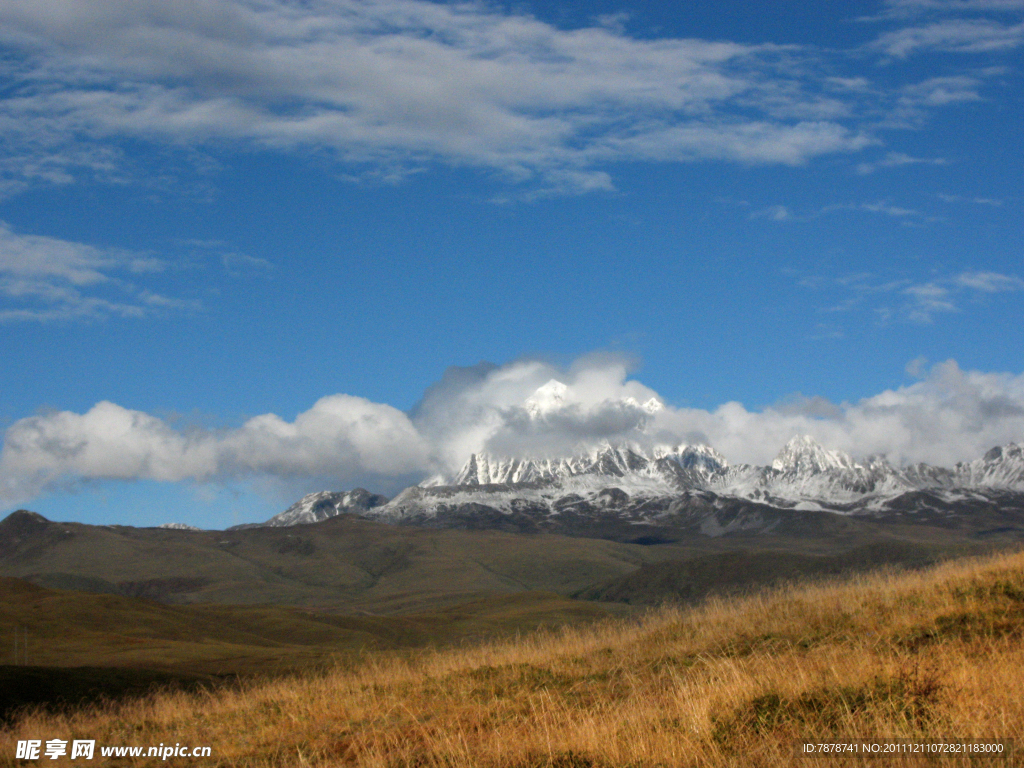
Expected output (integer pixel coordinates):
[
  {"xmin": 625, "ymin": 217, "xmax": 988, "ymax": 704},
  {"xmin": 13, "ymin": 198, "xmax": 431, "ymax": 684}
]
[
  {"xmin": 522, "ymin": 379, "xmax": 663, "ymax": 418},
  {"xmin": 770, "ymin": 435, "xmax": 857, "ymax": 473},
  {"xmin": 273, "ymin": 437, "xmax": 1024, "ymax": 530},
  {"xmin": 524, "ymin": 379, "xmax": 569, "ymax": 417},
  {"xmin": 157, "ymin": 522, "xmax": 201, "ymax": 531},
  {"xmin": 956, "ymin": 444, "xmax": 1024, "ymax": 488},
  {"xmin": 241, "ymin": 488, "xmax": 389, "ymax": 529},
  {"xmin": 449, "ymin": 442, "xmax": 727, "ymax": 489},
  {"xmin": 712, "ymin": 436, "xmax": 918, "ymax": 505},
  {"xmin": 374, "ymin": 437, "xmax": 1024, "ymax": 523}
]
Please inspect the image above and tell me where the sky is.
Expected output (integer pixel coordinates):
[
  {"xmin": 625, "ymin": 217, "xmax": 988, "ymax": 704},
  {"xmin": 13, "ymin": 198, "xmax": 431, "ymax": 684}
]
[{"xmin": 0, "ymin": 0, "xmax": 1022, "ymax": 529}]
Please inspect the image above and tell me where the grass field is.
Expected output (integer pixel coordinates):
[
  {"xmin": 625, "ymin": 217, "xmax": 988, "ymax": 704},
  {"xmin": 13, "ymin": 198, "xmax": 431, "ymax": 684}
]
[
  {"xmin": 0, "ymin": 578, "xmax": 629, "ymax": 720},
  {"xmin": 4, "ymin": 547, "xmax": 1024, "ymax": 766}
]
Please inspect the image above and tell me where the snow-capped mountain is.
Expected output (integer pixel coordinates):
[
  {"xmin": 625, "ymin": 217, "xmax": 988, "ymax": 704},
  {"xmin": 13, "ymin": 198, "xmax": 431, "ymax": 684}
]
[
  {"xmin": 256, "ymin": 366, "xmax": 1024, "ymax": 536},
  {"xmin": 365, "ymin": 437, "xmax": 1024, "ymax": 524},
  {"xmin": 438, "ymin": 435, "xmax": 973, "ymax": 509},
  {"xmin": 233, "ymin": 488, "xmax": 389, "ymax": 529},
  {"xmin": 709, "ymin": 436, "xmax": 917, "ymax": 507},
  {"xmin": 448, "ymin": 443, "xmax": 727, "ymax": 488},
  {"xmin": 955, "ymin": 444, "xmax": 1024, "ymax": 488},
  {"xmin": 770, "ymin": 434, "xmax": 857, "ymax": 474},
  {"xmin": 259, "ymin": 437, "xmax": 1024, "ymax": 538}
]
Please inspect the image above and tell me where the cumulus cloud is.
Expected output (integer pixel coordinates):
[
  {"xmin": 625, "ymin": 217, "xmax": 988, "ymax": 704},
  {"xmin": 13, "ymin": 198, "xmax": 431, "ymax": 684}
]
[
  {"xmin": 409, "ymin": 354, "xmax": 662, "ymax": 464},
  {"xmin": 0, "ymin": 395, "xmax": 430, "ymax": 503},
  {"xmin": 3, "ymin": 354, "xmax": 1024, "ymax": 504},
  {"xmin": 649, "ymin": 359, "xmax": 1024, "ymax": 468}
]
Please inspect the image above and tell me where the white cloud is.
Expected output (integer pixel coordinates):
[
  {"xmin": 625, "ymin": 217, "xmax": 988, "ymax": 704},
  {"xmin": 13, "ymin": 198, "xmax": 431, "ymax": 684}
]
[
  {"xmin": 879, "ymin": 0, "xmax": 1024, "ymax": 19},
  {"xmin": 953, "ymin": 270, "xmax": 1024, "ymax": 291},
  {"xmin": 752, "ymin": 195, "xmax": 942, "ymax": 224},
  {"xmin": 0, "ymin": 222, "xmax": 198, "ymax": 321},
  {"xmin": 0, "ymin": 1, "xmax": 1015, "ymax": 194},
  {"xmin": 664, "ymin": 359, "xmax": 1024, "ymax": 468},
  {"xmin": 937, "ymin": 193, "xmax": 1004, "ymax": 204},
  {"xmin": 822, "ymin": 199, "xmax": 924, "ymax": 217},
  {"xmin": 855, "ymin": 151, "xmax": 947, "ymax": 174},
  {"xmin": 903, "ymin": 282, "xmax": 959, "ymax": 321},
  {"xmin": 799, "ymin": 269, "xmax": 1024, "ymax": 323},
  {"xmin": 4, "ymin": 354, "xmax": 1024, "ymax": 504},
  {"xmin": 0, "ymin": 222, "xmax": 271, "ymax": 322},
  {"xmin": 874, "ymin": 18, "xmax": 1024, "ymax": 56},
  {"xmin": 750, "ymin": 204, "xmax": 793, "ymax": 221},
  {"xmin": 901, "ymin": 75, "xmax": 985, "ymax": 107},
  {"xmin": 0, "ymin": 395, "xmax": 430, "ymax": 504},
  {"xmin": 903, "ymin": 271, "xmax": 1024, "ymax": 320},
  {"xmin": 0, "ymin": 0, "xmax": 888, "ymax": 194}
]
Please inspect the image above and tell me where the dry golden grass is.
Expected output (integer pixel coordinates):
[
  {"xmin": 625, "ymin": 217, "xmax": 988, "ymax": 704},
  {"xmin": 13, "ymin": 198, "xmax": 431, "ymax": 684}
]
[{"xmin": 5, "ymin": 549, "xmax": 1024, "ymax": 767}]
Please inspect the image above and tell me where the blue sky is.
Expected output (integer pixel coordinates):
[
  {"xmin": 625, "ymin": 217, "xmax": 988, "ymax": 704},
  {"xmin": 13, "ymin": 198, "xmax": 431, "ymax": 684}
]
[{"xmin": 1, "ymin": 0, "xmax": 1022, "ymax": 528}]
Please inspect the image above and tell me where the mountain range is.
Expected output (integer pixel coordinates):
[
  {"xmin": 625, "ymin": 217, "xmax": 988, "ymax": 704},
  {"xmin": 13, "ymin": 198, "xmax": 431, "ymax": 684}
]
[
  {"xmin": 5, "ymin": 435, "xmax": 1023, "ymax": 623},
  {"xmin": 246, "ymin": 437, "xmax": 1024, "ymax": 542}
]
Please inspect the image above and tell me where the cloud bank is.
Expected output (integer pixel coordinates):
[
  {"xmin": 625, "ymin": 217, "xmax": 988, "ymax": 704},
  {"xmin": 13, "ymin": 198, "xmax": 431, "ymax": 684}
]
[{"xmin": 3, "ymin": 355, "xmax": 1024, "ymax": 504}]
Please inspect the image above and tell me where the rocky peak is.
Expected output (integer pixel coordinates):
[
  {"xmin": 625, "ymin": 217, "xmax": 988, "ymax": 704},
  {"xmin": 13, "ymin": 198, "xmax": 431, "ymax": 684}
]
[{"xmin": 770, "ymin": 435, "xmax": 857, "ymax": 474}]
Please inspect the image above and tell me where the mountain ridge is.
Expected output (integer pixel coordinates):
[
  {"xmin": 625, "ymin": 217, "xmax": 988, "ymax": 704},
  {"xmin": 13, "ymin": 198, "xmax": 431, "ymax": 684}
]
[{"xmin": 253, "ymin": 437, "xmax": 1024, "ymax": 534}]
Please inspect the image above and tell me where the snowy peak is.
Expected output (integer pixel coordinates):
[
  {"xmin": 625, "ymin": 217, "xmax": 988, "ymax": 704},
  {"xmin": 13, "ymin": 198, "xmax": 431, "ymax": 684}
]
[
  {"xmin": 248, "ymin": 488, "xmax": 390, "ymax": 528},
  {"xmin": 522, "ymin": 379, "xmax": 663, "ymax": 418},
  {"xmin": 771, "ymin": 435, "xmax": 857, "ymax": 474},
  {"xmin": 663, "ymin": 443, "xmax": 729, "ymax": 472},
  {"xmin": 452, "ymin": 446, "xmax": 648, "ymax": 486},
  {"xmin": 444, "ymin": 438, "xmax": 1024, "ymax": 505},
  {"xmin": 524, "ymin": 379, "xmax": 569, "ymax": 417},
  {"xmin": 958, "ymin": 443, "xmax": 1024, "ymax": 488},
  {"xmin": 449, "ymin": 442, "xmax": 726, "ymax": 488},
  {"xmin": 277, "ymin": 440, "xmax": 1024, "ymax": 531}
]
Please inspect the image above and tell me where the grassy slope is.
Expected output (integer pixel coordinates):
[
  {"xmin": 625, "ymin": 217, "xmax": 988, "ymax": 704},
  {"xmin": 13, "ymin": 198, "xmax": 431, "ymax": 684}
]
[
  {"xmin": 3, "ymin": 549, "xmax": 1023, "ymax": 766},
  {"xmin": 1, "ymin": 512, "xmax": 670, "ymax": 613},
  {"xmin": 0, "ymin": 576, "xmax": 627, "ymax": 720},
  {"xmin": 0, "ymin": 577, "xmax": 624, "ymax": 673},
  {"xmin": 2, "ymin": 509, "xmax": 997, "ymax": 616},
  {"xmin": 575, "ymin": 541, "xmax": 980, "ymax": 604}
]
